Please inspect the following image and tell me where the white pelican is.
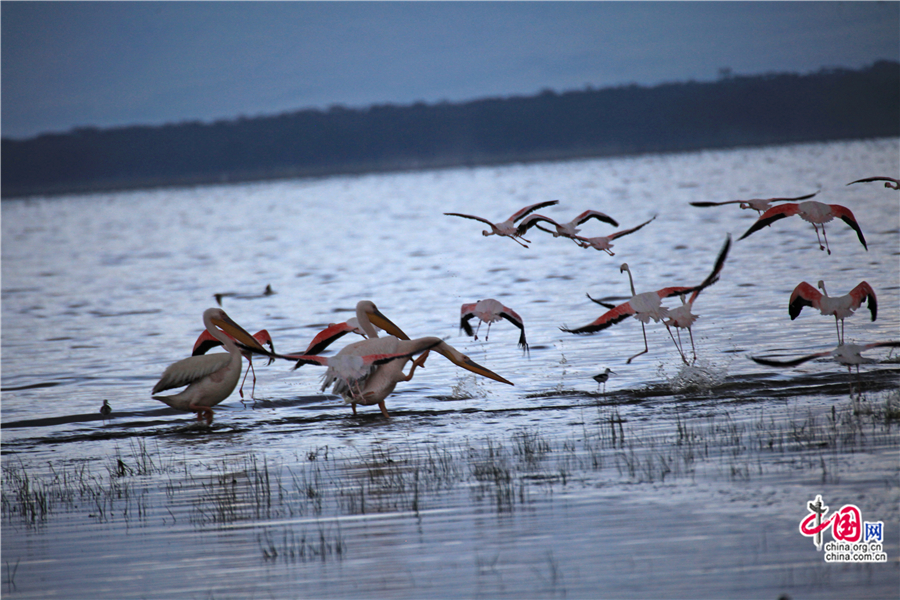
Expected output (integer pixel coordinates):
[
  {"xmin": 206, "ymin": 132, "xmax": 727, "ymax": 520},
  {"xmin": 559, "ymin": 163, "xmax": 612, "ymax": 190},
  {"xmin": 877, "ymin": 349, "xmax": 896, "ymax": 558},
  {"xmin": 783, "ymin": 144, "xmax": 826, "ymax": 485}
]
[
  {"xmin": 738, "ymin": 200, "xmax": 867, "ymax": 254},
  {"xmin": 152, "ymin": 308, "xmax": 268, "ymax": 422},
  {"xmin": 689, "ymin": 192, "xmax": 818, "ymax": 215},
  {"xmin": 192, "ymin": 328, "xmax": 275, "ymax": 398},
  {"xmin": 444, "ymin": 200, "xmax": 559, "ymax": 248},
  {"xmin": 789, "ymin": 281, "xmax": 877, "ymax": 344},
  {"xmin": 297, "ymin": 300, "xmax": 410, "ymax": 355},
  {"xmin": 460, "ymin": 299, "xmax": 528, "ymax": 352},
  {"xmin": 286, "ymin": 337, "xmax": 513, "ymax": 417},
  {"xmin": 570, "ymin": 216, "xmax": 656, "ymax": 256}
]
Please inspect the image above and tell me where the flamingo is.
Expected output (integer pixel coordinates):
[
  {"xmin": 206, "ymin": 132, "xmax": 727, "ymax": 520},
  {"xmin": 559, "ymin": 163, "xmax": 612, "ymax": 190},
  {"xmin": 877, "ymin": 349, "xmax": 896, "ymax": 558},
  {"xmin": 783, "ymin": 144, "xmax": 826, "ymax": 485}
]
[
  {"xmin": 275, "ymin": 337, "xmax": 513, "ymax": 417},
  {"xmin": 444, "ymin": 200, "xmax": 560, "ymax": 247},
  {"xmin": 192, "ymin": 328, "xmax": 275, "ymax": 399},
  {"xmin": 460, "ymin": 299, "xmax": 528, "ymax": 353},
  {"xmin": 516, "ymin": 209, "xmax": 619, "ymax": 243},
  {"xmin": 561, "ymin": 236, "xmax": 730, "ymax": 363},
  {"xmin": 738, "ymin": 200, "xmax": 867, "ymax": 255},
  {"xmin": 689, "ymin": 192, "xmax": 818, "ymax": 215},
  {"xmin": 847, "ymin": 176, "xmax": 899, "ymax": 190},
  {"xmin": 569, "ymin": 216, "xmax": 657, "ymax": 255},
  {"xmin": 662, "ymin": 236, "xmax": 732, "ymax": 364},
  {"xmin": 750, "ymin": 341, "xmax": 900, "ymax": 375},
  {"xmin": 152, "ymin": 308, "xmax": 269, "ymax": 422},
  {"xmin": 788, "ymin": 281, "xmax": 877, "ymax": 344}
]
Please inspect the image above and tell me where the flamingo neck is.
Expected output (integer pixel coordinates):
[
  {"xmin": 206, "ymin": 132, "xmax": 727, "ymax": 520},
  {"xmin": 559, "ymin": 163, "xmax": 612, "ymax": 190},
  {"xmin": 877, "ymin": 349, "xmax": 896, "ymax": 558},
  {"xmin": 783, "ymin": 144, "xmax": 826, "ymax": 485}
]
[{"xmin": 623, "ymin": 267, "xmax": 637, "ymax": 296}]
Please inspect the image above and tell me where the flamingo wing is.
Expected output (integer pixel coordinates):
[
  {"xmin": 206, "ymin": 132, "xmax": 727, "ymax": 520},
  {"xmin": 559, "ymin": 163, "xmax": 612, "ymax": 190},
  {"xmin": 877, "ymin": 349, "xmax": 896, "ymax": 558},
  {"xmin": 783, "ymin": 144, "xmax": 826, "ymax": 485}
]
[
  {"xmin": 460, "ymin": 312, "xmax": 477, "ymax": 337},
  {"xmin": 607, "ymin": 215, "xmax": 656, "ymax": 240},
  {"xmin": 749, "ymin": 350, "xmax": 830, "ymax": 368},
  {"xmin": 848, "ymin": 176, "xmax": 900, "ymax": 187},
  {"xmin": 655, "ymin": 285, "xmax": 703, "ymax": 301},
  {"xmin": 689, "ymin": 200, "xmax": 743, "ymax": 207},
  {"xmin": 738, "ymin": 203, "xmax": 798, "ymax": 240},
  {"xmin": 444, "ymin": 212, "xmax": 495, "ymax": 227},
  {"xmin": 508, "ymin": 200, "xmax": 560, "ymax": 223},
  {"xmin": 585, "ymin": 293, "xmax": 618, "ymax": 309},
  {"xmin": 253, "ymin": 330, "xmax": 275, "ymax": 365},
  {"xmin": 516, "ymin": 214, "xmax": 559, "ymax": 236},
  {"xmin": 560, "ymin": 303, "xmax": 635, "ymax": 334},
  {"xmin": 573, "ymin": 210, "xmax": 619, "ymax": 228},
  {"xmin": 192, "ymin": 329, "xmax": 222, "ymax": 356},
  {"xmin": 303, "ymin": 322, "xmax": 358, "ymax": 355},
  {"xmin": 788, "ymin": 282, "xmax": 822, "ymax": 320},
  {"xmin": 829, "ymin": 204, "xmax": 867, "ymax": 250},
  {"xmin": 498, "ymin": 307, "xmax": 528, "ymax": 351},
  {"xmin": 688, "ymin": 235, "xmax": 731, "ymax": 302},
  {"xmin": 850, "ymin": 282, "xmax": 877, "ymax": 321}
]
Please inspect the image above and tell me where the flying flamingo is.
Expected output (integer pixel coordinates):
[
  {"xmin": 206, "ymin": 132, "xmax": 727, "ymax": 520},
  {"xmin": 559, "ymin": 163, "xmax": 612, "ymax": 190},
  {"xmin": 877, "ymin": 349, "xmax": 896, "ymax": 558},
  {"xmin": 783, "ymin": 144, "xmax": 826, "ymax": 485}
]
[
  {"xmin": 152, "ymin": 308, "xmax": 269, "ymax": 422},
  {"xmin": 738, "ymin": 200, "xmax": 867, "ymax": 255},
  {"xmin": 460, "ymin": 299, "xmax": 528, "ymax": 353},
  {"xmin": 689, "ymin": 192, "xmax": 818, "ymax": 215},
  {"xmin": 561, "ymin": 237, "xmax": 728, "ymax": 363},
  {"xmin": 788, "ymin": 281, "xmax": 877, "ymax": 344},
  {"xmin": 515, "ymin": 209, "xmax": 619, "ymax": 243},
  {"xmin": 444, "ymin": 200, "xmax": 560, "ymax": 247},
  {"xmin": 847, "ymin": 176, "xmax": 899, "ymax": 190},
  {"xmin": 192, "ymin": 328, "xmax": 275, "ymax": 399},
  {"xmin": 750, "ymin": 341, "xmax": 900, "ymax": 375},
  {"xmin": 269, "ymin": 337, "xmax": 513, "ymax": 417},
  {"xmin": 569, "ymin": 216, "xmax": 657, "ymax": 256},
  {"xmin": 661, "ymin": 236, "xmax": 732, "ymax": 364}
]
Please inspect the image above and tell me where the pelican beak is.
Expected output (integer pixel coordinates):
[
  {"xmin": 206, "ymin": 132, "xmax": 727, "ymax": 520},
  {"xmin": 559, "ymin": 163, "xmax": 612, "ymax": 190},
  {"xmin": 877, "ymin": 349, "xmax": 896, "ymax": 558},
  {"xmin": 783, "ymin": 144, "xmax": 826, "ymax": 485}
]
[
  {"xmin": 211, "ymin": 313, "xmax": 269, "ymax": 354},
  {"xmin": 368, "ymin": 309, "xmax": 411, "ymax": 341},
  {"xmin": 449, "ymin": 352, "xmax": 514, "ymax": 386}
]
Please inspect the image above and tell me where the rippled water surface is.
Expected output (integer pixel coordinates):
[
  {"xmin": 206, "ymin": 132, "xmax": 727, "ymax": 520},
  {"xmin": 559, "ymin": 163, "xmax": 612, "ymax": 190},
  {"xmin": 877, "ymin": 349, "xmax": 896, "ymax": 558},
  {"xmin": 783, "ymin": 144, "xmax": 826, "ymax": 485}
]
[{"xmin": 3, "ymin": 139, "xmax": 899, "ymax": 598}]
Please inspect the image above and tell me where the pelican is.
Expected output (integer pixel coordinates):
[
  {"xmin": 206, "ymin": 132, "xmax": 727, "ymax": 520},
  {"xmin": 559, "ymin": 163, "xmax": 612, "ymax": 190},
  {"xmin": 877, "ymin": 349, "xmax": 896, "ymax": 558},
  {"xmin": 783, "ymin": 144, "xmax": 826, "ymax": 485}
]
[
  {"xmin": 283, "ymin": 337, "xmax": 513, "ymax": 417},
  {"xmin": 444, "ymin": 200, "xmax": 560, "ymax": 247},
  {"xmin": 297, "ymin": 300, "xmax": 410, "ymax": 355},
  {"xmin": 690, "ymin": 192, "xmax": 818, "ymax": 215},
  {"xmin": 152, "ymin": 308, "xmax": 268, "ymax": 422}
]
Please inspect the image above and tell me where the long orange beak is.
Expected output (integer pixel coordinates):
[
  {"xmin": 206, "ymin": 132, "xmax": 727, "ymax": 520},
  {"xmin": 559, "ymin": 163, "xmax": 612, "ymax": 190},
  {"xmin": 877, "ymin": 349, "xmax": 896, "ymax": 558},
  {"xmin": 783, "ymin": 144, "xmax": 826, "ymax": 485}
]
[
  {"xmin": 210, "ymin": 312, "xmax": 269, "ymax": 354},
  {"xmin": 368, "ymin": 309, "xmax": 411, "ymax": 341}
]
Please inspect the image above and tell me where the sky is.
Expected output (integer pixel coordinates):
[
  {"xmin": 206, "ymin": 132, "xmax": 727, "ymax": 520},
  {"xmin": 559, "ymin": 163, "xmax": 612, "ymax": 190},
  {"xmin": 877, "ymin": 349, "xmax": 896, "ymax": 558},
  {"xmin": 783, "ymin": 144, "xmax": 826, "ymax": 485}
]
[{"xmin": 2, "ymin": 1, "xmax": 898, "ymax": 140}]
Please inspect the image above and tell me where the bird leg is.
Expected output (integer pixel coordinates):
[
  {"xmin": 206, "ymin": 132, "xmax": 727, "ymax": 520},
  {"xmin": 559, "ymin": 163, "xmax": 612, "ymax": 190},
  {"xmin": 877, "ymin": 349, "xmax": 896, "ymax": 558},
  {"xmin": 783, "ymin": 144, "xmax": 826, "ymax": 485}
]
[
  {"xmin": 813, "ymin": 224, "xmax": 831, "ymax": 254},
  {"xmin": 191, "ymin": 406, "xmax": 214, "ymax": 423},
  {"xmin": 627, "ymin": 323, "xmax": 650, "ymax": 364},
  {"xmin": 238, "ymin": 358, "xmax": 258, "ymax": 401},
  {"xmin": 665, "ymin": 325, "xmax": 690, "ymax": 366},
  {"xmin": 401, "ymin": 350, "xmax": 430, "ymax": 382},
  {"xmin": 835, "ymin": 319, "xmax": 844, "ymax": 345},
  {"xmin": 378, "ymin": 400, "xmax": 390, "ymax": 418}
]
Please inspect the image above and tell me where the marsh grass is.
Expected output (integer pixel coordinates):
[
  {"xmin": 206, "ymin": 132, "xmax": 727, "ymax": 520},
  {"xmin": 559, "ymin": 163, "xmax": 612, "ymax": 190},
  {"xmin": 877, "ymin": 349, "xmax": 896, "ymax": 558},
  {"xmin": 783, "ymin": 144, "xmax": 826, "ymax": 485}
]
[{"xmin": 4, "ymin": 394, "xmax": 898, "ymax": 537}]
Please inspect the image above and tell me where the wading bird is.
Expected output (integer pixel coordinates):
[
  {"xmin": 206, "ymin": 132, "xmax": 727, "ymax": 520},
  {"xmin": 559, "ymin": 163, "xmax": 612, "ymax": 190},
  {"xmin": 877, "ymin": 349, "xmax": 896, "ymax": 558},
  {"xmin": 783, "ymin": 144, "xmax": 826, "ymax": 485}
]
[
  {"xmin": 516, "ymin": 209, "xmax": 619, "ymax": 243},
  {"xmin": 689, "ymin": 192, "xmax": 818, "ymax": 215},
  {"xmin": 193, "ymin": 328, "xmax": 275, "ymax": 399},
  {"xmin": 279, "ymin": 337, "xmax": 513, "ymax": 417},
  {"xmin": 100, "ymin": 400, "xmax": 112, "ymax": 417},
  {"xmin": 460, "ymin": 299, "xmax": 528, "ymax": 353},
  {"xmin": 662, "ymin": 236, "xmax": 732, "ymax": 364},
  {"xmin": 750, "ymin": 341, "xmax": 900, "ymax": 375},
  {"xmin": 562, "ymin": 236, "xmax": 730, "ymax": 364},
  {"xmin": 738, "ymin": 200, "xmax": 867, "ymax": 255},
  {"xmin": 788, "ymin": 281, "xmax": 877, "ymax": 344},
  {"xmin": 847, "ymin": 176, "xmax": 900, "ymax": 190},
  {"xmin": 569, "ymin": 216, "xmax": 657, "ymax": 255},
  {"xmin": 592, "ymin": 368, "xmax": 615, "ymax": 393},
  {"xmin": 296, "ymin": 300, "xmax": 410, "ymax": 356},
  {"xmin": 152, "ymin": 308, "xmax": 269, "ymax": 422},
  {"xmin": 444, "ymin": 200, "xmax": 560, "ymax": 247}
]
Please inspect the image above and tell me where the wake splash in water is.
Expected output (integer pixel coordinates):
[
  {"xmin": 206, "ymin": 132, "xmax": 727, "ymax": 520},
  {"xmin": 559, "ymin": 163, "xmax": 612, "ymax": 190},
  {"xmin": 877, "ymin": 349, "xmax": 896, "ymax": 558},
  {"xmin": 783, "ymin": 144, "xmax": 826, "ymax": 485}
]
[{"xmin": 660, "ymin": 357, "xmax": 730, "ymax": 394}]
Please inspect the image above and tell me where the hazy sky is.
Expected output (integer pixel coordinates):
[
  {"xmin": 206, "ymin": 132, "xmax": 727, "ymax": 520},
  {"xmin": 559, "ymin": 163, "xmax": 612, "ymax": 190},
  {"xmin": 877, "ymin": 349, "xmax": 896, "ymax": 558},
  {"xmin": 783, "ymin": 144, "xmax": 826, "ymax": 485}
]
[{"xmin": 2, "ymin": 2, "xmax": 898, "ymax": 139}]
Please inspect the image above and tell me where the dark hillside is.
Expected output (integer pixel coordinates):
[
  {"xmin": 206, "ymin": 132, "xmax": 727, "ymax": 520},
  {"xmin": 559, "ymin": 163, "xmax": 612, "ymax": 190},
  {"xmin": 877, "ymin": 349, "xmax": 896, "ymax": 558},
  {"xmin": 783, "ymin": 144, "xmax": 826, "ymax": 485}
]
[{"xmin": 2, "ymin": 61, "xmax": 897, "ymax": 198}]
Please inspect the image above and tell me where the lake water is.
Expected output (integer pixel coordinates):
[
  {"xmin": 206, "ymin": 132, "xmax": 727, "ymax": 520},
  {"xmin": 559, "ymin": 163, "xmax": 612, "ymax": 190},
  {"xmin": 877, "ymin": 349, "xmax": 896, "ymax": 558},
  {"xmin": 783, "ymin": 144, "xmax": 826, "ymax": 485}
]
[{"xmin": 2, "ymin": 138, "xmax": 899, "ymax": 598}]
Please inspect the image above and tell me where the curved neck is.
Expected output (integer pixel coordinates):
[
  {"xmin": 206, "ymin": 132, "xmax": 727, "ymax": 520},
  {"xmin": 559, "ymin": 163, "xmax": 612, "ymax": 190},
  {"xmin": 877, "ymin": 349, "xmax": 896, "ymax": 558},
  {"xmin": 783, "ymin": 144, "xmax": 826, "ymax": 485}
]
[
  {"xmin": 203, "ymin": 312, "xmax": 241, "ymax": 356},
  {"xmin": 356, "ymin": 303, "xmax": 380, "ymax": 339},
  {"xmin": 623, "ymin": 266, "xmax": 637, "ymax": 296}
]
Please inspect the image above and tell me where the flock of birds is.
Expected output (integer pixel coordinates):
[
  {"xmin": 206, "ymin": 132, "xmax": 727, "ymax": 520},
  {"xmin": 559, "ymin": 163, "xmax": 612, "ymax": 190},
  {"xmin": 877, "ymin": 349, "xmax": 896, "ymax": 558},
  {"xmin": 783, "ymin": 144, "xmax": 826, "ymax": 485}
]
[{"xmin": 145, "ymin": 175, "xmax": 898, "ymax": 422}]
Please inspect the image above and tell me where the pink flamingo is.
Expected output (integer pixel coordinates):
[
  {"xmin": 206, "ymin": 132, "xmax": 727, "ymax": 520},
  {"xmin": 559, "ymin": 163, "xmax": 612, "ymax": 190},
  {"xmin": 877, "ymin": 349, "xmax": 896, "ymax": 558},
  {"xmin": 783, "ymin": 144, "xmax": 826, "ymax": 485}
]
[
  {"xmin": 690, "ymin": 191, "xmax": 818, "ymax": 215},
  {"xmin": 460, "ymin": 299, "xmax": 528, "ymax": 352},
  {"xmin": 738, "ymin": 200, "xmax": 867, "ymax": 254},
  {"xmin": 444, "ymin": 200, "xmax": 559, "ymax": 247},
  {"xmin": 789, "ymin": 281, "xmax": 877, "ymax": 344},
  {"xmin": 847, "ymin": 176, "xmax": 899, "ymax": 190},
  {"xmin": 516, "ymin": 209, "xmax": 619, "ymax": 243},
  {"xmin": 570, "ymin": 216, "xmax": 657, "ymax": 256}
]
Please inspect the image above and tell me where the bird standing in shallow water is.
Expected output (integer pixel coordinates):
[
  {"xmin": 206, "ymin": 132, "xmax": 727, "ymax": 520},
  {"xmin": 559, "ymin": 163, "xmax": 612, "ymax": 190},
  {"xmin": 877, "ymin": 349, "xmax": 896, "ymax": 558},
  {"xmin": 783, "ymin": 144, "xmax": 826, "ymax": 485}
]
[
  {"xmin": 152, "ymin": 308, "xmax": 268, "ymax": 422},
  {"xmin": 100, "ymin": 400, "xmax": 112, "ymax": 417},
  {"xmin": 592, "ymin": 368, "xmax": 615, "ymax": 393}
]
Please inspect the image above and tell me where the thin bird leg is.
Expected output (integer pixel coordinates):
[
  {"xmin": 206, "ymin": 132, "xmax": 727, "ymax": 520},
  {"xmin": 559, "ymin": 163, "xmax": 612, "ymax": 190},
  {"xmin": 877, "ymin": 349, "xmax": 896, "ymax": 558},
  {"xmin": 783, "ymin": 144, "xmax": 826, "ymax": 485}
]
[
  {"xmin": 835, "ymin": 319, "xmax": 844, "ymax": 345},
  {"xmin": 604, "ymin": 248, "xmax": 615, "ymax": 256},
  {"xmin": 687, "ymin": 328, "xmax": 697, "ymax": 364},
  {"xmin": 238, "ymin": 357, "xmax": 257, "ymax": 400},
  {"xmin": 816, "ymin": 223, "xmax": 831, "ymax": 255},
  {"xmin": 665, "ymin": 325, "xmax": 690, "ymax": 366},
  {"xmin": 511, "ymin": 236, "xmax": 530, "ymax": 248},
  {"xmin": 627, "ymin": 323, "xmax": 650, "ymax": 364}
]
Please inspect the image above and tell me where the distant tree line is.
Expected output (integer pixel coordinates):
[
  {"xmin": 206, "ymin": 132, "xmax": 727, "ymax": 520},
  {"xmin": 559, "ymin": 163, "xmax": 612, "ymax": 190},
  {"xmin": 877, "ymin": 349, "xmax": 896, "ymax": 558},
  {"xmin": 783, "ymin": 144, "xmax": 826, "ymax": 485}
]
[{"xmin": 2, "ymin": 60, "xmax": 898, "ymax": 198}]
